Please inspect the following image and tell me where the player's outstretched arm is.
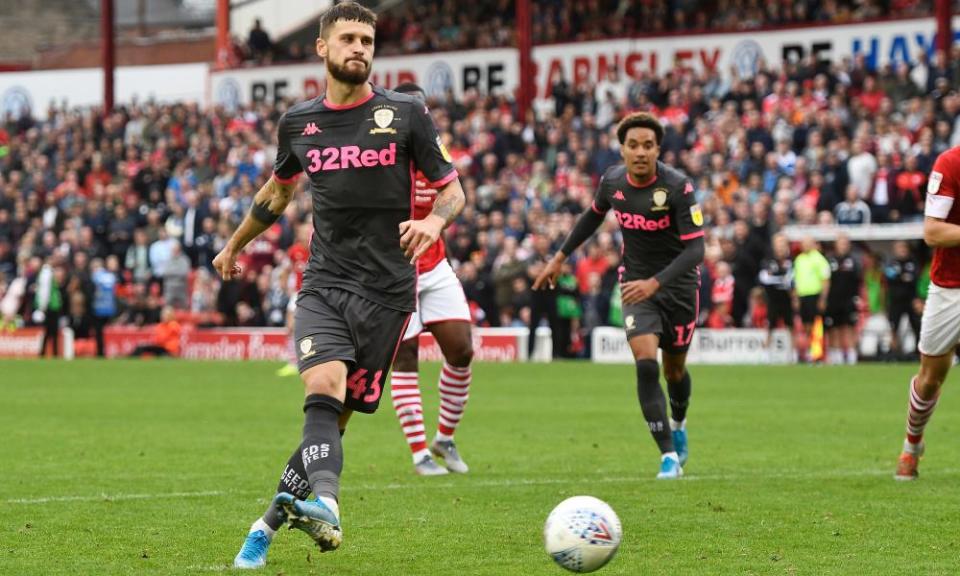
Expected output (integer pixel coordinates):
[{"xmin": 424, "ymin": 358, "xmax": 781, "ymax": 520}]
[
  {"xmin": 924, "ymin": 216, "xmax": 960, "ymax": 248},
  {"xmin": 533, "ymin": 206, "xmax": 607, "ymax": 291},
  {"xmin": 213, "ymin": 176, "xmax": 298, "ymax": 280},
  {"xmin": 400, "ymin": 178, "xmax": 465, "ymax": 263}
]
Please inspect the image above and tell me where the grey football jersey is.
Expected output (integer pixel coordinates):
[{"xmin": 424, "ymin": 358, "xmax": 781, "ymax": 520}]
[{"xmin": 274, "ymin": 85, "xmax": 457, "ymax": 311}]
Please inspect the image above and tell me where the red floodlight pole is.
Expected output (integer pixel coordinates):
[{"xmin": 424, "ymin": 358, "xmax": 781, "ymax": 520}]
[
  {"xmin": 936, "ymin": 0, "xmax": 952, "ymax": 66},
  {"xmin": 102, "ymin": 0, "xmax": 115, "ymax": 114},
  {"xmin": 516, "ymin": 0, "xmax": 533, "ymax": 120},
  {"xmin": 216, "ymin": 0, "xmax": 231, "ymax": 70}
]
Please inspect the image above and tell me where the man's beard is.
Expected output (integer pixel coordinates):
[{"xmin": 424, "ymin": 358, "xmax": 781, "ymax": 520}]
[{"xmin": 327, "ymin": 57, "xmax": 371, "ymax": 85}]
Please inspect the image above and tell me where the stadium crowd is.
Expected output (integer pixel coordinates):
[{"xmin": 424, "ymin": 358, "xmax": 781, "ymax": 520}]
[
  {"xmin": 1, "ymin": 25, "xmax": 956, "ymax": 359},
  {"xmin": 234, "ymin": 0, "xmax": 935, "ymax": 63}
]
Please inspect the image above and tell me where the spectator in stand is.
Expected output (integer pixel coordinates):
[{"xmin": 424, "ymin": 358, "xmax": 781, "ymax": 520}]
[
  {"xmin": 835, "ymin": 184, "xmax": 872, "ymax": 225},
  {"xmin": 847, "ymin": 138, "xmax": 878, "ymax": 201},
  {"xmin": 90, "ymin": 257, "xmax": 118, "ymax": 357},
  {"xmin": 891, "ymin": 154, "xmax": 926, "ymax": 222},
  {"xmin": 149, "ymin": 228, "xmax": 175, "ymax": 286},
  {"xmin": 247, "ymin": 18, "xmax": 273, "ymax": 63},
  {"xmin": 162, "ymin": 242, "xmax": 191, "ymax": 310},
  {"xmin": 709, "ymin": 261, "xmax": 734, "ymax": 328},
  {"xmin": 869, "ymin": 152, "xmax": 894, "ymax": 223},
  {"xmin": 125, "ymin": 228, "xmax": 152, "ymax": 285},
  {"xmin": 492, "ymin": 236, "xmax": 525, "ymax": 326}
]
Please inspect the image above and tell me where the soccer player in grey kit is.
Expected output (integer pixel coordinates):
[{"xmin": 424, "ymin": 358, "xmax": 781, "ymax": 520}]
[
  {"xmin": 213, "ymin": 2, "xmax": 464, "ymax": 568},
  {"xmin": 534, "ymin": 112, "xmax": 704, "ymax": 479}
]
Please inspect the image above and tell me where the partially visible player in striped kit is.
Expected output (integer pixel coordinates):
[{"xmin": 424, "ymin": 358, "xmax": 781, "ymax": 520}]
[
  {"xmin": 388, "ymin": 82, "xmax": 474, "ymax": 476},
  {"xmin": 895, "ymin": 145, "xmax": 960, "ymax": 480}
]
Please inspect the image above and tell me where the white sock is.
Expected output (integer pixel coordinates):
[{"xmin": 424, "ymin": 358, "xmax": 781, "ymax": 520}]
[
  {"xmin": 434, "ymin": 431, "xmax": 453, "ymax": 443},
  {"xmin": 412, "ymin": 448, "xmax": 430, "ymax": 464},
  {"xmin": 661, "ymin": 451, "xmax": 680, "ymax": 462},
  {"xmin": 251, "ymin": 518, "xmax": 276, "ymax": 539},
  {"xmin": 903, "ymin": 439, "xmax": 923, "ymax": 454},
  {"xmin": 318, "ymin": 496, "xmax": 340, "ymax": 519},
  {"xmin": 670, "ymin": 419, "xmax": 686, "ymax": 431}
]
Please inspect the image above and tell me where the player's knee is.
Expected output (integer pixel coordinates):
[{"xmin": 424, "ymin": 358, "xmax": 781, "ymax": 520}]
[
  {"xmin": 446, "ymin": 340, "xmax": 474, "ymax": 368},
  {"xmin": 302, "ymin": 367, "xmax": 345, "ymax": 398},
  {"xmin": 393, "ymin": 339, "xmax": 418, "ymax": 372},
  {"xmin": 663, "ymin": 365, "xmax": 685, "ymax": 384},
  {"xmin": 917, "ymin": 367, "xmax": 946, "ymax": 394},
  {"xmin": 635, "ymin": 359, "xmax": 660, "ymax": 392}
]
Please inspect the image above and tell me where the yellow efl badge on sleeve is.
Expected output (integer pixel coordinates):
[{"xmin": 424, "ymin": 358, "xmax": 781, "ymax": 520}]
[
  {"xmin": 690, "ymin": 204, "xmax": 704, "ymax": 226},
  {"xmin": 437, "ymin": 135, "xmax": 452, "ymax": 163}
]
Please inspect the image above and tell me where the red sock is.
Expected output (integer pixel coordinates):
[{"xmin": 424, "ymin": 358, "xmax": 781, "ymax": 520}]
[
  {"xmin": 437, "ymin": 363, "xmax": 471, "ymax": 439},
  {"xmin": 390, "ymin": 372, "xmax": 426, "ymax": 453},
  {"xmin": 906, "ymin": 377, "xmax": 940, "ymax": 446}
]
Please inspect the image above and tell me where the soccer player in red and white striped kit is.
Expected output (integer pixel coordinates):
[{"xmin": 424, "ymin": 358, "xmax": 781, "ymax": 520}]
[
  {"xmin": 389, "ymin": 83, "xmax": 474, "ymax": 475},
  {"xmin": 895, "ymin": 145, "xmax": 960, "ymax": 480}
]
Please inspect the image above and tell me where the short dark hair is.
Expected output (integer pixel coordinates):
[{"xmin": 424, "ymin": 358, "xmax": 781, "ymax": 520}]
[
  {"xmin": 616, "ymin": 112, "xmax": 664, "ymax": 146},
  {"xmin": 320, "ymin": 1, "xmax": 377, "ymax": 38},
  {"xmin": 393, "ymin": 82, "xmax": 426, "ymax": 102}
]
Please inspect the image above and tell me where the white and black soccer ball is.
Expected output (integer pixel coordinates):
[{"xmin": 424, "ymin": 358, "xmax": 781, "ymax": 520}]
[{"xmin": 543, "ymin": 496, "xmax": 622, "ymax": 573}]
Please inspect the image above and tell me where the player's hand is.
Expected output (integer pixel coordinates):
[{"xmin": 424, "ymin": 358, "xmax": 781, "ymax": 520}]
[
  {"xmin": 532, "ymin": 253, "xmax": 565, "ymax": 291},
  {"xmin": 212, "ymin": 247, "xmax": 242, "ymax": 281},
  {"xmin": 621, "ymin": 278, "xmax": 660, "ymax": 304},
  {"xmin": 399, "ymin": 214, "xmax": 444, "ymax": 264}
]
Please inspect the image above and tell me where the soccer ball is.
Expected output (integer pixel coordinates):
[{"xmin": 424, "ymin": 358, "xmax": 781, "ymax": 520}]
[{"xmin": 543, "ymin": 496, "xmax": 622, "ymax": 573}]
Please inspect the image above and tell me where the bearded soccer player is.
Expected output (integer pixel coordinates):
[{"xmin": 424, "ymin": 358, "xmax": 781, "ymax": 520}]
[
  {"xmin": 895, "ymin": 146, "xmax": 960, "ymax": 480},
  {"xmin": 534, "ymin": 112, "xmax": 704, "ymax": 479},
  {"xmin": 388, "ymin": 82, "xmax": 474, "ymax": 476},
  {"xmin": 213, "ymin": 3, "xmax": 464, "ymax": 568}
]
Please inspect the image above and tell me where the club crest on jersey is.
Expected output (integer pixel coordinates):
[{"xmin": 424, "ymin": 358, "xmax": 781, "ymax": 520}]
[
  {"xmin": 369, "ymin": 106, "xmax": 398, "ymax": 134},
  {"xmin": 651, "ymin": 188, "xmax": 669, "ymax": 211},
  {"xmin": 299, "ymin": 338, "xmax": 315, "ymax": 360},
  {"xmin": 690, "ymin": 203, "xmax": 704, "ymax": 226}
]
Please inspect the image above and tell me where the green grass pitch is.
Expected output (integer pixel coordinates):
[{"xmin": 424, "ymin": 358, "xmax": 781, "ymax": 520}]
[{"xmin": 2, "ymin": 360, "xmax": 959, "ymax": 575}]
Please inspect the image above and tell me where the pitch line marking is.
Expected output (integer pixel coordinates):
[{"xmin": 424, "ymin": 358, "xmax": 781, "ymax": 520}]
[
  {"xmin": 5, "ymin": 489, "xmax": 228, "ymax": 505},
  {"xmin": 8, "ymin": 467, "xmax": 958, "ymax": 505}
]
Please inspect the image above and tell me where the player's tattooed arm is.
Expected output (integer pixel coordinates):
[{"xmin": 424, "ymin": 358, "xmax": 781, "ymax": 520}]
[
  {"xmin": 400, "ymin": 178, "xmax": 465, "ymax": 263},
  {"xmin": 429, "ymin": 180, "xmax": 466, "ymax": 227},
  {"xmin": 212, "ymin": 176, "xmax": 298, "ymax": 280}
]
